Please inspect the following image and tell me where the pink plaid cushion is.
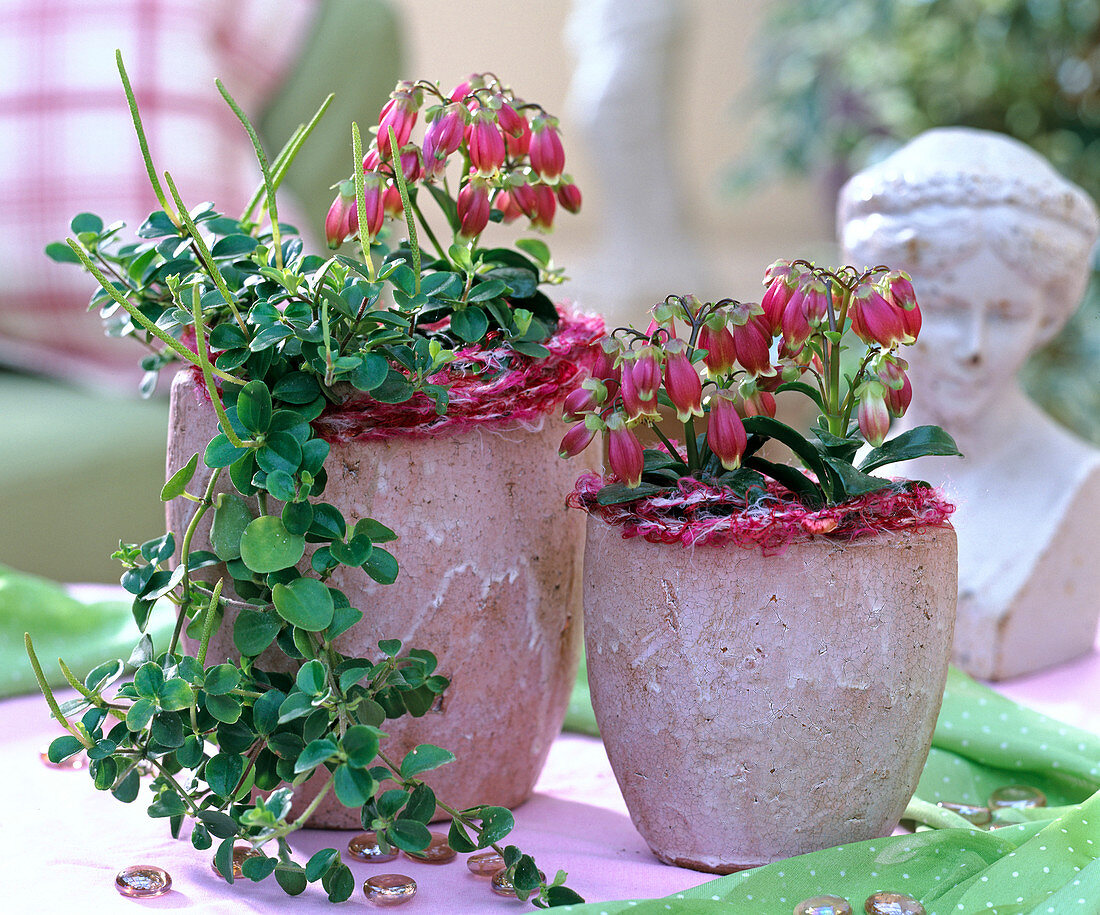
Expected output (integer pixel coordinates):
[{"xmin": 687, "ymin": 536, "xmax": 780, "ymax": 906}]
[{"xmin": 0, "ymin": 0, "xmax": 315, "ymax": 386}]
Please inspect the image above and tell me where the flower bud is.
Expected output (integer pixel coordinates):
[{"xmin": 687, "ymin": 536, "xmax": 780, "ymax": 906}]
[
  {"xmin": 378, "ymin": 84, "xmax": 419, "ymax": 157},
  {"xmin": 529, "ymin": 118, "xmax": 566, "ymax": 181},
  {"xmin": 530, "ymin": 184, "xmax": 557, "ymax": 230},
  {"xmin": 606, "ymin": 414, "xmax": 645, "ymax": 487},
  {"xmin": 362, "ymin": 148, "xmax": 381, "ymax": 172},
  {"xmin": 708, "ymin": 391, "xmax": 748, "ymax": 471},
  {"xmin": 556, "ymin": 180, "xmax": 582, "ymax": 214},
  {"xmin": 663, "ymin": 341, "xmax": 704, "ymax": 422},
  {"xmin": 591, "ymin": 338, "xmax": 621, "ymax": 383},
  {"xmin": 505, "ymin": 116, "xmax": 532, "ymax": 157},
  {"xmin": 761, "ymin": 262, "xmax": 798, "ymax": 333},
  {"xmin": 559, "ymin": 420, "xmax": 596, "ymax": 458},
  {"xmin": 884, "ymin": 271, "xmax": 921, "ymax": 343},
  {"xmin": 397, "ymin": 146, "xmax": 422, "ymax": 184},
  {"xmin": 802, "ymin": 277, "xmax": 830, "ymax": 324},
  {"xmin": 324, "ymin": 181, "xmax": 356, "ymax": 249},
  {"xmin": 457, "ymin": 178, "xmax": 491, "ymax": 241},
  {"xmin": 467, "ymin": 111, "xmax": 506, "ymax": 176},
  {"xmin": 449, "ymin": 74, "xmax": 484, "ymax": 102},
  {"xmin": 858, "ymin": 384, "xmax": 891, "ymax": 447}
]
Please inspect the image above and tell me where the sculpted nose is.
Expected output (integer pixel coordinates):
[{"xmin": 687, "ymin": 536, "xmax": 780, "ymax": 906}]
[{"xmin": 957, "ymin": 307, "xmax": 984, "ymax": 367}]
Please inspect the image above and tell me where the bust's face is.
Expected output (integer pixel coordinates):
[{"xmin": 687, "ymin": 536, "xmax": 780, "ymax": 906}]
[{"xmin": 902, "ymin": 243, "xmax": 1046, "ymax": 426}]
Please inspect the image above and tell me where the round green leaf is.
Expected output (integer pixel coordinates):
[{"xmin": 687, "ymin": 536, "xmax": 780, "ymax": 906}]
[
  {"xmin": 256, "ymin": 432, "xmax": 303, "ymax": 476},
  {"xmin": 388, "ymin": 819, "xmax": 433, "ymax": 853},
  {"xmin": 341, "ymin": 725, "xmax": 381, "ymax": 768},
  {"xmin": 236, "ymin": 380, "xmax": 273, "ymax": 435},
  {"xmin": 272, "ymin": 578, "xmax": 334, "ymax": 631},
  {"xmin": 273, "ymin": 372, "xmax": 321, "ymax": 404},
  {"xmin": 204, "ymin": 664, "xmax": 241, "ymax": 696},
  {"xmin": 211, "ymin": 493, "xmax": 255, "ymax": 561},
  {"xmin": 239, "ymin": 516, "xmax": 305, "ymax": 573},
  {"xmin": 350, "ymin": 353, "xmax": 389, "ymax": 392},
  {"xmin": 274, "ymin": 864, "xmax": 308, "ymax": 896},
  {"xmin": 294, "ymin": 738, "xmax": 338, "ymax": 774},
  {"xmin": 47, "ymin": 735, "xmax": 85, "ymax": 764},
  {"xmin": 158, "ymin": 678, "xmax": 194, "ymax": 711},
  {"xmin": 265, "ymin": 469, "xmax": 297, "ymax": 501},
  {"xmin": 296, "ymin": 659, "xmax": 328, "ymax": 696},
  {"xmin": 363, "ymin": 547, "xmax": 399, "ymax": 585},
  {"xmin": 282, "ymin": 501, "xmax": 314, "ymax": 536},
  {"xmin": 233, "ymin": 607, "xmax": 281, "ymax": 657},
  {"xmin": 133, "ymin": 662, "xmax": 165, "ymax": 699},
  {"xmin": 450, "ymin": 306, "xmax": 489, "ymax": 342},
  {"xmin": 205, "ymin": 433, "xmax": 248, "ymax": 468},
  {"xmin": 205, "ymin": 692, "xmax": 243, "ymax": 724},
  {"xmin": 205, "ymin": 752, "xmax": 245, "ymax": 798},
  {"xmin": 333, "ymin": 763, "xmax": 376, "ymax": 807},
  {"xmin": 71, "ymin": 212, "xmax": 104, "ymax": 234}
]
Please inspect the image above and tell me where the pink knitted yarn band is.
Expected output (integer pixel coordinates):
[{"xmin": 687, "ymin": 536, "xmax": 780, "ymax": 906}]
[{"xmin": 312, "ymin": 307, "xmax": 605, "ymax": 442}]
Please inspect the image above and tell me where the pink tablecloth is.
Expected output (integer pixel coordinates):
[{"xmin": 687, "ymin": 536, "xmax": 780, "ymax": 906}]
[{"xmin": 4, "ymin": 637, "xmax": 1100, "ymax": 915}]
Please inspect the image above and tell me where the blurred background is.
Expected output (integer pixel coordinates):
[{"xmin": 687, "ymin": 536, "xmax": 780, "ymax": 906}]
[{"xmin": 2, "ymin": 0, "xmax": 1098, "ymax": 582}]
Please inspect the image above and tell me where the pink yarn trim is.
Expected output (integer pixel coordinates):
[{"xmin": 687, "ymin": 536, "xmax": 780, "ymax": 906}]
[
  {"xmin": 567, "ymin": 472, "xmax": 955, "ymax": 555},
  {"xmin": 183, "ymin": 307, "xmax": 605, "ymax": 440},
  {"xmin": 312, "ymin": 306, "xmax": 605, "ymax": 442}
]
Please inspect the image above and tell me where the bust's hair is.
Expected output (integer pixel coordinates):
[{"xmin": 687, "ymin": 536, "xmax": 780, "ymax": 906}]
[{"xmin": 839, "ymin": 128, "xmax": 1099, "ymax": 341}]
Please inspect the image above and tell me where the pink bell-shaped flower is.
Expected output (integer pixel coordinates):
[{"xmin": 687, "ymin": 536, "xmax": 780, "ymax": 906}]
[
  {"xmin": 556, "ymin": 180, "xmax": 582, "ymax": 214},
  {"xmin": 606, "ymin": 413, "xmax": 645, "ymax": 487},
  {"xmin": 708, "ymin": 391, "xmax": 748, "ymax": 471},
  {"xmin": 378, "ymin": 84, "xmax": 419, "ymax": 157},
  {"xmin": 781, "ymin": 286, "xmax": 813, "ymax": 351},
  {"xmin": 529, "ymin": 118, "xmax": 566, "ymax": 181},
  {"xmin": 620, "ymin": 350, "xmax": 661, "ymax": 420},
  {"xmin": 494, "ymin": 189, "xmax": 523, "ymax": 223},
  {"xmin": 850, "ymin": 283, "xmax": 905, "ymax": 348},
  {"xmin": 731, "ymin": 316, "xmax": 774, "ymax": 376},
  {"xmin": 422, "ymin": 103, "xmax": 466, "ymax": 179},
  {"xmin": 324, "ymin": 181, "xmax": 357, "ymax": 249},
  {"xmin": 467, "ymin": 110, "xmax": 506, "ymax": 176},
  {"xmin": 858, "ymin": 382, "xmax": 891, "ymax": 447},
  {"xmin": 559, "ymin": 420, "xmax": 596, "ymax": 458},
  {"xmin": 530, "ymin": 184, "xmax": 557, "ymax": 230},
  {"xmin": 885, "ymin": 371, "xmax": 913, "ymax": 418},
  {"xmin": 663, "ymin": 341, "xmax": 704, "ymax": 422},
  {"xmin": 359, "ymin": 172, "xmax": 386, "ymax": 242},
  {"xmin": 457, "ymin": 178, "xmax": 491, "ymax": 241},
  {"xmin": 698, "ymin": 323, "xmax": 737, "ymax": 376}
]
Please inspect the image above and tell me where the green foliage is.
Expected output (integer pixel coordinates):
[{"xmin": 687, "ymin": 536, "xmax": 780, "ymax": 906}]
[{"xmin": 32, "ymin": 58, "xmax": 584, "ymax": 911}]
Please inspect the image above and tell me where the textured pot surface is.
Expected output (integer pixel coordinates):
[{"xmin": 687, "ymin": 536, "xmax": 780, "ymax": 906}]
[
  {"xmin": 583, "ymin": 517, "xmax": 957, "ymax": 873},
  {"xmin": 168, "ymin": 371, "xmax": 588, "ymax": 827}
]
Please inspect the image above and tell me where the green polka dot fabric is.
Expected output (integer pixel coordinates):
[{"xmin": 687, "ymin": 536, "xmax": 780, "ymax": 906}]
[{"xmin": 562, "ymin": 666, "xmax": 1100, "ymax": 914}]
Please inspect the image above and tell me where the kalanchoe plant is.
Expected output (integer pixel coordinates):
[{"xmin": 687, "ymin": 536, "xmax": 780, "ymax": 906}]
[
  {"xmin": 28, "ymin": 53, "xmax": 583, "ymax": 908},
  {"xmin": 324, "ymin": 72, "xmax": 581, "ymax": 359},
  {"xmin": 561, "ymin": 260, "xmax": 961, "ymax": 509}
]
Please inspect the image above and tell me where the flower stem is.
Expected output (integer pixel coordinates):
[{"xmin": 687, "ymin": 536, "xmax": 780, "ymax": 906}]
[
  {"xmin": 351, "ymin": 122, "xmax": 377, "ymax": 283},
  {"xmin": 115, "ymin": 51, "xmax": 177, "ymax": 225}
]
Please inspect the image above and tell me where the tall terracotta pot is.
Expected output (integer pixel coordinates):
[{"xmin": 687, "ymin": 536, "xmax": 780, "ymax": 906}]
[
  {"xmin": 167, "ymin": 371, "xmax": 591, "ymax": 827},
  {"xmin": 582, "ymin": 517, "xmax": 958, "ymax": 873}
]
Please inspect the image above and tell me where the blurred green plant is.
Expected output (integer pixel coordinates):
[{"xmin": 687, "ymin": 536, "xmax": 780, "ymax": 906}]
[{"xmin": 745, "ymin": 0, "xmax": 1100, "ymax": 443}]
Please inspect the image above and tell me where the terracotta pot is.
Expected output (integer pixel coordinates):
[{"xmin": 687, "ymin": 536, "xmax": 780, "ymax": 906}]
[
  {"xmin": 167, "ymin": 372, "xmax": 591, "ymax": 827},
  {"xmin": 582, "ymin": 517, "xmax": 958, "ymax": 872}
]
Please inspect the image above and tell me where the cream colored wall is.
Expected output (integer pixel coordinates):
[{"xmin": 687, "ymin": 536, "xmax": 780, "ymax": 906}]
[{"xmin": 399, "ymin": 0, "xmax": 835, "ymax": 327}]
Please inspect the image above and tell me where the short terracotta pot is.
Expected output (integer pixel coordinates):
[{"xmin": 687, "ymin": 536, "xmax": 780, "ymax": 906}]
[
  {"xmin": 582, "ymin": 516, "xmax": 958, "ymax": 872},
  {"xmin": 167, "ymin": 372, "xmax": 590, "ymax": 827}
]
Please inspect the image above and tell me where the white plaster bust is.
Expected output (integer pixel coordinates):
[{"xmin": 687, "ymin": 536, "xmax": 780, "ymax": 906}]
[{"xmin": 839, "ymin": 128, "xmax": 1100, "ymax": 680}]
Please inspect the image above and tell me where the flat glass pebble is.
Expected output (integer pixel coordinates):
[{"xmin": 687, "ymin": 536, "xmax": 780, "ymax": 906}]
[
  {"xmin": 364, "ymin": 873, "xmax": 416, "ymax": 906},
  {"xmin": 403, "ymin": 833, "xmax": 456, "ymax": 864},
  {"xmin": 864, "ymin": 891, "xmax": 925, "ymax": 915},
  {"xmin": 989, "ymin": 784, "xmax": 1046, "ymax": 810},
  {"xmin": 211, "ymin": 844, "xmax": 262, "ymax": 878},
  {"xmin": 794, "ymin": 895, "xmax": 853, "ymax": 915},
  {"xmin": 348, "ymin": 831, "xmax": 398, "ymax": 863},
  {"xmin": 491, "ymin": 868, "xmax": 545, "ymax": 897},
  {"xmin": 116, "ymin": 865, "xmax": 172, "ymax": 898},
  {"xmin": 467, "ymin": 851, "xmax": 506, "ymax": 876},
  {"xmin": 39, "ymin": 749, "xmax": 86, "ymax": 770},
  {"xmin": 937, "ymin": 801, "xmax": 992, "ymax": 825}
]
